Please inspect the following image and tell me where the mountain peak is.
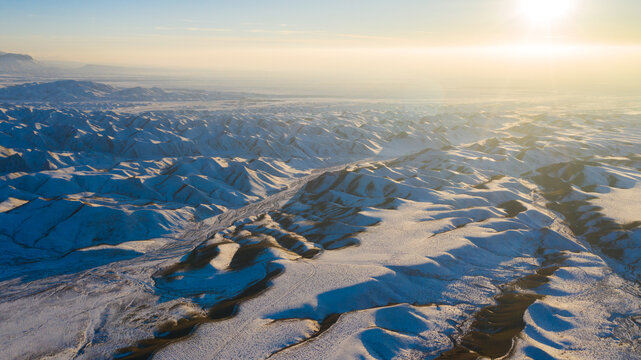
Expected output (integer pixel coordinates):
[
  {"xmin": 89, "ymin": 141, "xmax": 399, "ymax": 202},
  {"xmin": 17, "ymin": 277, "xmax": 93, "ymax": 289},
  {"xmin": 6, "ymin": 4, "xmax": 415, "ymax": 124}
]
[
  {"xmin": 0, "ymin": 52, "xmax": 34, "ymax": 62},
  {"xmin": 0, "ymin": 52, "xmax": 41, "ymax": 74}
]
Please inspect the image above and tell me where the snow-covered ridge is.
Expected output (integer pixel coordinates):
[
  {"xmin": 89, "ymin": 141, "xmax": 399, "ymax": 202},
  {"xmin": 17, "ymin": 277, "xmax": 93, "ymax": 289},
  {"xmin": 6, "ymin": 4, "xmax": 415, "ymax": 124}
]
[
  {"xmin": 0, "ymin": 80, "xmax": 240, "ymax": 102},
  {"xmin": 0, "ymin": 102, "xmax": 443, "ymax": 281},
  {"xmin": 1, "ymin": 96, "xmax": 641, "ymax": 360},
  {"xmin": 149, "ymin": 106, "xmax": 641, "ymax": 359}
]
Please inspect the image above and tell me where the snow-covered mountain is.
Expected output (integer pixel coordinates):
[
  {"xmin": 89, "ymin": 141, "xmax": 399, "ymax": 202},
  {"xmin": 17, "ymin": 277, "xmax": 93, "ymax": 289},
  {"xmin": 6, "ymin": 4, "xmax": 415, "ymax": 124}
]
[
  {"xmin": 0, "ymin": 80, "xmax": 238, "ymax": 102},
  {"xmin": 0, "ymin": 52, "xmax": 205, "ymax": 80},
  {"xmin": 0, "ymin": 88, "xmax": 640, "ymax": 359},
  {"xmin": 0, "ymin": 52, "xmax": 48, "ymax": 74}
]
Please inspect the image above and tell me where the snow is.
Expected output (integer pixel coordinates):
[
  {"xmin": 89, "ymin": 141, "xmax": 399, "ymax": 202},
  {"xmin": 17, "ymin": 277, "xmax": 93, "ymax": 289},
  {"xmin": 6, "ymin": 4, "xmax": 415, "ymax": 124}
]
[
  {"xmin": 0, "ymin": 80, "xmax": 640, "ymax": 359},
  {"xmin": 591, "ymin": 183, "xmax": 641, "ymax": 224},
  {"xmin": 0, "ymin": 196, "xmax": 27, "ymax": 212},
  {"xmin": 511, "ymin": 251, "xmax": 641, "ymax": 359}
]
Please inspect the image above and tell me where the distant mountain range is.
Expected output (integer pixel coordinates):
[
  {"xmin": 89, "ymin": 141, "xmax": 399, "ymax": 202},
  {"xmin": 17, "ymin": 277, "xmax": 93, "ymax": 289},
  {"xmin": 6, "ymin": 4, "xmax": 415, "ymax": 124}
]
[
  {"xmin": 0, "ymin": 80, "xmax": 241, "ymax": 102},
  {"xmin": 0, "ymin": 52, "xmax": 52, "ymax": 74},
  {"xmin": 0, "ymin": 52, "xmax": 33, "ymax": 62},
  {"xmin": 0, "ymin": 51, "xmax": 165, "ymax": 77}
]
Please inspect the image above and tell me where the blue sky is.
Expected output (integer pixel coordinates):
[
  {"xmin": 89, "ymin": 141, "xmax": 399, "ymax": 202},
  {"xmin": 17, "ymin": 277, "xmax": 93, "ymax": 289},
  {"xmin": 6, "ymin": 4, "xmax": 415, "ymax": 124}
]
[{"xmin": 1, "ymin": 1, "xmax": 510, "ymax": 45}]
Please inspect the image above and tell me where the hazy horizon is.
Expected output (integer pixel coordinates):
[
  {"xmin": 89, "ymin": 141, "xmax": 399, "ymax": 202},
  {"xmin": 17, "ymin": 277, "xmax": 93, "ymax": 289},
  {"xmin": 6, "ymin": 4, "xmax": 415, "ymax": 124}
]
[{"xmin": 2, "ymin": 0, "xmax": 641, "ymax": 96}]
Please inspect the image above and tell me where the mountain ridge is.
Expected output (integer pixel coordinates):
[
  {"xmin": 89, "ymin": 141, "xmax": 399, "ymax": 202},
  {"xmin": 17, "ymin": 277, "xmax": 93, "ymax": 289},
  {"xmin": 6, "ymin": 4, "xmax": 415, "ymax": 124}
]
[
  {"xmin": 0, "ymin": 79, "xmax": 239, "ymax": 102},
  {"xmin": 0, "ymin": 51, "xmax": 41, "ymax": 73}
]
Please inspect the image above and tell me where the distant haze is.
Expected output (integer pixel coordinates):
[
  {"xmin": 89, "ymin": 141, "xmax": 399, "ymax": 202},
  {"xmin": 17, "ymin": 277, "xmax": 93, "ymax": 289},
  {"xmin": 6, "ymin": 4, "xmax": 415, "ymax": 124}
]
[{"xmin": 1, "ymin": 0, "xmax": 641, "ymax": 96}]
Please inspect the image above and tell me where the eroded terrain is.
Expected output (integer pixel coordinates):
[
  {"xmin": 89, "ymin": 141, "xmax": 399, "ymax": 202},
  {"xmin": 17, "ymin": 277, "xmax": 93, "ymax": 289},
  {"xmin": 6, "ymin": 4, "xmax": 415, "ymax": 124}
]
[{"xmin": 1, "ymin": 82, "xmax": 640, "ymax": 359}]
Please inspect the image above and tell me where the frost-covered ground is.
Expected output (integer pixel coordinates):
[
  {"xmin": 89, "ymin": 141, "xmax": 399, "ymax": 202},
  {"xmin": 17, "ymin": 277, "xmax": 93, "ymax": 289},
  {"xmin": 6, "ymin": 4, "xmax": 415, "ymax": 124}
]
[{"xmin": 1, "ymin": 81, "xmax": 641, "ymax": 359}]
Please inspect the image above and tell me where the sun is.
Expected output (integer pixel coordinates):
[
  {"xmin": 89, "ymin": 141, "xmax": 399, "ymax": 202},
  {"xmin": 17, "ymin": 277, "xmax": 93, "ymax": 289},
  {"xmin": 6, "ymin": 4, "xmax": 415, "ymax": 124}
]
[{"xmin": 518, "ymin": 0, "xmax": 575, "ymax": 26}]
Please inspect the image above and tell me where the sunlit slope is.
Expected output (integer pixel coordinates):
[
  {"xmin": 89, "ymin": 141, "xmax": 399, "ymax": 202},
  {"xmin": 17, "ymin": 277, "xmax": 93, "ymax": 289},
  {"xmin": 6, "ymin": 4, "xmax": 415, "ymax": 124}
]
[{"xmin": 0, "ymin": 86, "xmax": 640, "ymax": 359}]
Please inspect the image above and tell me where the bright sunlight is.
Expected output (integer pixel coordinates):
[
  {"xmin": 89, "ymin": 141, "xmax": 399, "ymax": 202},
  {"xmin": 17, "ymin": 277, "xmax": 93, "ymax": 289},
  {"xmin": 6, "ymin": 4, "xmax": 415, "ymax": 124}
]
[{"xmin": 518, "ymin": 0, "xmax": 576, "ymax": 26}]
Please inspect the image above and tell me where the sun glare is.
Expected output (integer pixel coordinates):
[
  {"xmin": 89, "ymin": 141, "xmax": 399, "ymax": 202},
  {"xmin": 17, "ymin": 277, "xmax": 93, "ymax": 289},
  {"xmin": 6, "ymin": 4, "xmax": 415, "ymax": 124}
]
[{"xmin": 518, "ymin": 0, "xmax": 575, "ymax": 26}]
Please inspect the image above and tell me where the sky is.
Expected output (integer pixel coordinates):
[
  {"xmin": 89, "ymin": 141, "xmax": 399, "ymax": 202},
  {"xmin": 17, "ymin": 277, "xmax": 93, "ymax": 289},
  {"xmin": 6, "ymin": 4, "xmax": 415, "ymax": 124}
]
[{"xmin": 1, "ymin": 0, "xmax": 641, "ymax": 94}]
